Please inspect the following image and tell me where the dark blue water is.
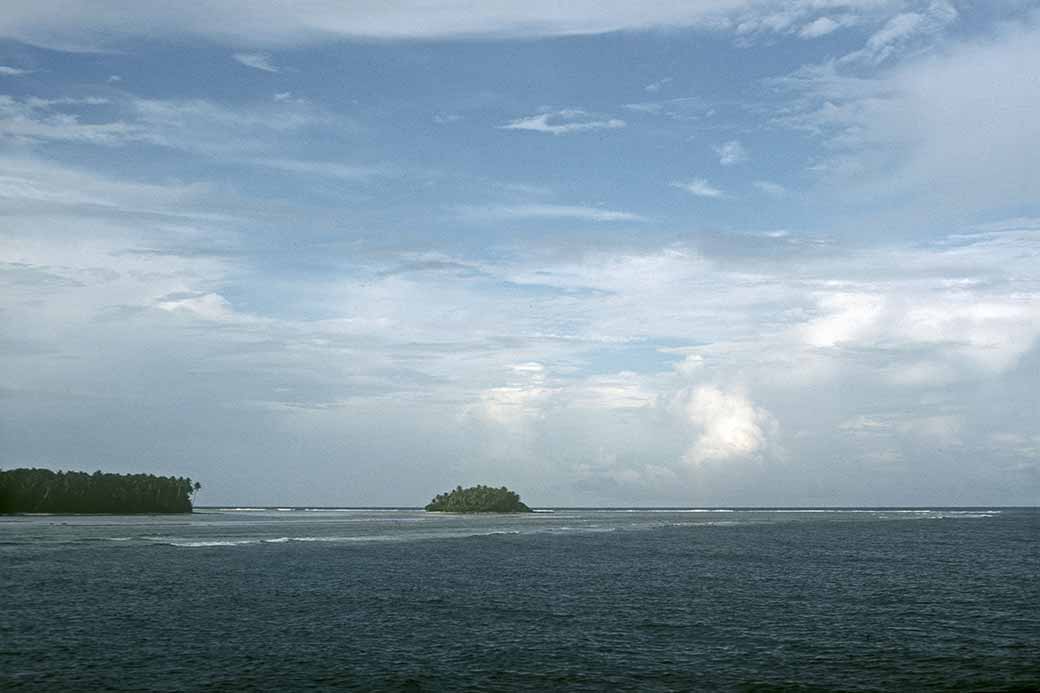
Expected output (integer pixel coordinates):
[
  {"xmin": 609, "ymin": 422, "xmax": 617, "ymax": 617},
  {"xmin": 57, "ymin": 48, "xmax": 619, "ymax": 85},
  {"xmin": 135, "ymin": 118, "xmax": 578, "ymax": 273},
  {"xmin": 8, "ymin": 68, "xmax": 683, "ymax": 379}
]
[{"xmin": 2, "ymin": 508, "xmax": 1038, "ymax": 691}]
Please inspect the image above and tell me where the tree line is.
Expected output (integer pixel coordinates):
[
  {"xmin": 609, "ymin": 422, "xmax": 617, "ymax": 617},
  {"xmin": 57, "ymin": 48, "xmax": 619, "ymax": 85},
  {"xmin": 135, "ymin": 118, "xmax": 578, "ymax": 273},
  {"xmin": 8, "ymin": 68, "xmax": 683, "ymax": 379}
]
[
  {"xmin": 425, "ymin": 484, "xmax": 532, "ymax": 513},
  {"xmin": 0, "ymin": 468, "xmax": 200, "ymax": 514}
]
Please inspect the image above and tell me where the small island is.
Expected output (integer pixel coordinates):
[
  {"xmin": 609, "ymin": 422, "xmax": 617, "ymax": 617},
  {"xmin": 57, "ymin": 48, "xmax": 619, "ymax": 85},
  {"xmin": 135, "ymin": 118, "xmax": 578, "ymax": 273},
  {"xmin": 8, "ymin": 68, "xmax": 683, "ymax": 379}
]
[
  {"xmin": 0, "ymin": 468, "xmax": 200, "ymax": 514},
  {"xmin": 425, "ymin": 485, "xmax": 532, "ymax": 513}
]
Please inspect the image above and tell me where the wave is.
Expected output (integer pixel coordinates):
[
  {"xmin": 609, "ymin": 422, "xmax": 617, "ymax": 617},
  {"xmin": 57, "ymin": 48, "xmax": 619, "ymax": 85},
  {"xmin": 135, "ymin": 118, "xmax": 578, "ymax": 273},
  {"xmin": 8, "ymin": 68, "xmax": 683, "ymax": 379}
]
[
  {"xmin": 167, "ymin": 540, "xmax": 262, "ymax": 547},
  {"xmin": 150, "ymin": 525, "xmax": 622, "ymax": 548},
  {"xmin": 12, "ymin": 507, "xmax": 1001, "ymax": 550},
  {"xmin": 599, "ymin": 505, "xmax": 736, "ymax": 509},
  {"xmin": 581, "ymin": 508, "xmax": 1002, "ymax": 514},
  {"xmin": 300, "ymin": 508, "xmax": 408, "ymax": 513}
]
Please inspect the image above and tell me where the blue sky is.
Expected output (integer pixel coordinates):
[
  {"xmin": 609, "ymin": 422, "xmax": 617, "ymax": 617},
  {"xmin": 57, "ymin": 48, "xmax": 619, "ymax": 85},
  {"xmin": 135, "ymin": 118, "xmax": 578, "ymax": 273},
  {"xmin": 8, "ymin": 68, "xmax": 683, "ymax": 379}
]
[{"xmin": 1, "ymin": 1, "xmax": 1038, "ymax": 506}]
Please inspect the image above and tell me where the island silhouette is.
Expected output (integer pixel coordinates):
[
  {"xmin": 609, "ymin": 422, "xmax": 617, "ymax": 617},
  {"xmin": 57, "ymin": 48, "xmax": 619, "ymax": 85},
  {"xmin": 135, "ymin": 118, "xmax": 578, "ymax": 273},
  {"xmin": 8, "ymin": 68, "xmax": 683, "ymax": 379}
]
[
  {"xmin": 0, "ymin": 468, "xmax": 199, "ymax": 514},
  {"xmin": 425, "ymin": 485, "xmax": 532, "ymax": 513}
]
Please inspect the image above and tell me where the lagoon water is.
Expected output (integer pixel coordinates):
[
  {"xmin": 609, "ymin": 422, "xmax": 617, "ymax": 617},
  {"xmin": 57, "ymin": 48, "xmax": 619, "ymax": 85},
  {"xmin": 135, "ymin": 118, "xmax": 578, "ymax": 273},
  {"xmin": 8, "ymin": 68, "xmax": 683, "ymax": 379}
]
[{"xmin": 2, "ymin": 508, "xmax": 1038, "ymax": 691}]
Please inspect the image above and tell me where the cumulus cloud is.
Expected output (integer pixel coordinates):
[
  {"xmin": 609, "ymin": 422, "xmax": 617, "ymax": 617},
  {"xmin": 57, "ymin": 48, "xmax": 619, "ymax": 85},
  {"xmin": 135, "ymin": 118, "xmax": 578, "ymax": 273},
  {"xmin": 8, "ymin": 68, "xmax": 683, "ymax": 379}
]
[
  {"xmin": 500, "ymin": 109, "xmax": 625, "ymax": 135},
  {"xmin": 474, "ymin": 384, "xmax": 554, "ymax": 426},
  {"xmin": 670, "ymin": 178, "xmax": 725, "ymax": 198},
  {"xmin": 799, "ymin": 16, "xmax": 841, "ymax": 39},
  {"xmin": 801, "ymin": 293, "xmax": 885, "ymax": 348},
  {"xmin": 683, "ymin": 386, "xmax": 778, "ymax": 465},
  {"xmin": 4, "ymin": 154, "xmax": 1039, "ymax": 503},
  {"xmin": 468, "ymin": 362, "xmax": 555, "ymax": 427},
  {"xmin": 0, "ymin": 65, "xmax": 31, "ymax": 76},
  {"xmin": 797, "ymin": 281, "xmax": 1040, "ymax": 381},
  {"xmin": 2, "ymin": 1, "xmax": 1036, "ymax": 506}
]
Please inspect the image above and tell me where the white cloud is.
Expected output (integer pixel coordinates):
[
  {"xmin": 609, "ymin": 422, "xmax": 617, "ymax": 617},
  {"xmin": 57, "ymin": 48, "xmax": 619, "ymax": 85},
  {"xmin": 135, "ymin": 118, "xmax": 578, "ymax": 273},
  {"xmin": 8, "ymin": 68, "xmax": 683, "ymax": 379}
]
[
  {"xmin": 839, "ymin": 411, "xmax": 963, "ymax": 448},
  {"xmin": 989, "ymin": 432, "xmax": 1040, "ymax": 460},
  {"xmin": 623, "ymin": 102, "xmax": 664, "ymax": 115},
  {"xmin": 797, "ymin": 280, "xmax": 1040, "ymax": 381},
  {"xmin": 156, "ymin": 292, "xmax": 240, "ymax": 322},
  {"xmin": 0, "ymin": 1, "xmax": 972, "ymax": 49},
  {"xmin": 899, "ymin": 415, "xmax": 961, "ymax": 445},
  {"xmin": 666, "ymin": 349, "xmax": 705, "ymax": 377},
  {"xmin": 232, "ymin": 52, "xmax": 279, "ymax": 73},
  {"xmin": 0, "ymin": 155, "xmax": 219, "ymax": 217},
  {"xmin": 0, "ymin": 1, "xmax": 759, "ymax": 47},
  {"xmin": 500, "ymin": 109, "xmax": 625, "ymax": 135},
  {"xmin": 670, "ymin": 178, "xmax": 725, "ymax": 198},
  {"xmin": 242, "ymin": 157, "xmax": 391, "ymax": 180},
  {"xmin": 801, "ymin": 293, "xmax": 885, "ymax": 348},
  {"xmin": 511, "ymin": 362, "xmax": 545, "ymax": 374},
  {"xmin": 475, "ymin": 384, "xmax": 554, "ymax": 425},
  {"xmin": 0, "ymin": 94, "xmax": 143, "ymax": 145},
  {"xmin": 841, "ymin": 2, "xmax": 957, "ymax": 66},
  {"xmin": 4, "ymin": 155, "xmax": 1039, "ymax": 503},
  {"xmin": 645, "ymin": 77, "xmax": 673, "ymax": 93},
  {"xmin": 567, "ymin": 372, "xmax": 658, "ymax": 410},
  {"xmin": 0, "ymin": 65, "xmax": 31, "ymax": 76},
  {"xmin": 730, "ymin": 1, "xmax": 892, "ymax": 40},
  {"xmin": 469, "ymin": 361, "xmax": 554, "ymax": 427},
  {"xmin": 495, "ymin": 181, "xmax": 553, "ymax": 197},
  {"xmin": 683, "ymin": 386, "xmax": 778, "ymax": 465},
  {"xmin": 0, "ymin": 93, "xmax": 336, "ymax": 154},
  {"xmin": 850, "ymin": 12, "xmax": 925, "ymax": 64},
  {"xmin": 753, "ymin": 180, "xmax": 787, "ymax": 197},
  {"xmin": 455, "ymin": 203, "xmax": 645, "ymax": 223},
  {"xmin": 715, "ymin": 139, "xmax": 748, "ymax": 165},
  {"xmin": 0, "ymin": 159, "xmax": 236, "ymax": 352},
  {"xmin": 799, "ymin": 16, "xmax": 840, "ymax": 39},
  {"xmin": 861, "ymin": 448, "xmax": 904, "ymax": 465},
  {"xmin": 131, "ymin": 96, "xmax": 338, "ymax": 155},
  {"xmin": 774, "ymin": 18, "xmax": 1040, "ymax": 217}
]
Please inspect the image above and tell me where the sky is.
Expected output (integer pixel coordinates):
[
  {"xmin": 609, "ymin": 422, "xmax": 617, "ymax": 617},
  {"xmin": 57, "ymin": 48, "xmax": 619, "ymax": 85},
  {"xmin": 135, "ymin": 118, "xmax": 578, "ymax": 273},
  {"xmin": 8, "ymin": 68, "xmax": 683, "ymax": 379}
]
[{"xmin": 1, "ymin": 1, "xmax": 1038, "ymax": 507}]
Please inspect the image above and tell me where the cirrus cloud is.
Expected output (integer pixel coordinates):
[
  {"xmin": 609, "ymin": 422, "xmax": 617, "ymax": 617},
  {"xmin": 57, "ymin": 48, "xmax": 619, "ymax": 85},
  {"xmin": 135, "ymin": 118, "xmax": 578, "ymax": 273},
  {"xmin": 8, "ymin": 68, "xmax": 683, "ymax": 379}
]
[
  {"xmin": 500, "ymin": 109, "xmax": 625, "ymax": 135},
  {"xmin": 670, "ymin": 178, "xmax": 725, "ymax": 198}
]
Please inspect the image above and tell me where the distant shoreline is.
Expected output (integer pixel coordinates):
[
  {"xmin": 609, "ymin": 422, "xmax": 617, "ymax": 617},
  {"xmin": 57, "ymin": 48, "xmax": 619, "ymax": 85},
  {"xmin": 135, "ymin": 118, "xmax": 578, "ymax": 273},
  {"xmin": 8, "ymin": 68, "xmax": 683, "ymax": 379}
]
[{"xmin": 0, "ymin": 469, "xmax": 198, "ymax": 515}]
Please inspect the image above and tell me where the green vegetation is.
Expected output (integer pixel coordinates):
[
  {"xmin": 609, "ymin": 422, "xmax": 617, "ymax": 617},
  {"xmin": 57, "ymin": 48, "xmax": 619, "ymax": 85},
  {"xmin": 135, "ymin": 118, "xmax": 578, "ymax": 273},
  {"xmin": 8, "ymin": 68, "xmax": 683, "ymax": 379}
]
[
  {"xmin": 425, "ymin": 484, "xmax": 532, "ymax": 513},
  {"xmin": 0, "ymin": 468, "xmax": 199, "ymax": 514}
]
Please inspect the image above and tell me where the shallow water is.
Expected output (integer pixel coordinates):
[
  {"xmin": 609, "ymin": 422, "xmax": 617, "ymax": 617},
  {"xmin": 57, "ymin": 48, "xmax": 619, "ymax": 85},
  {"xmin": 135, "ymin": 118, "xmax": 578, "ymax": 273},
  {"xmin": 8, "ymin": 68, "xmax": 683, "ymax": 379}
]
[{"xmin": 2, "ymin": 508, "xmax": 1037, "ymax": 691}]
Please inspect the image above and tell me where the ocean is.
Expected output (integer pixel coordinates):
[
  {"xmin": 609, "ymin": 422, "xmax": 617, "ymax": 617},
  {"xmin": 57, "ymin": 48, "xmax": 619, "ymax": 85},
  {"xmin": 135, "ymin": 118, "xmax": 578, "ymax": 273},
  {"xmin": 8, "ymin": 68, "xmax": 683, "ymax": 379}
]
[{"xmin": 1, "ymin": 508, "xmax": 1037, "ymax": 691}]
